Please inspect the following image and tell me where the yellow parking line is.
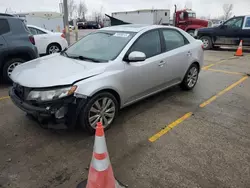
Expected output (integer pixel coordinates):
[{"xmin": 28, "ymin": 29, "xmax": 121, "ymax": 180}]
[
  {"xmin": 202, "ymin": 64, "xmax": 215, "ymax": 70},
  {"xmin": 0, "ymin": 96, "xmax": 10, "ymax": 101},
  {"xmin": 149, "ymin": 112, "xmax": 193, "ymax": 142},
  {"xmin": 205, "ymin": 68, "xmax": 243, "ymax": 75},
  {"xmin": 200, "ymin": 75, "xmax": 248, "ymax": 108}
]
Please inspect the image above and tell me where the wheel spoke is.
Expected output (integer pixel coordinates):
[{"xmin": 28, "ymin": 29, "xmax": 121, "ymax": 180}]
[
  {"xmin": 104, "ymin": 112, "xmax": 114, "ymax": 118},
  {"xmin": 103, "ymin": 99, "xmax": 112, "ymax": 111},
  {"xmin": 102, "ymin": 98, "xmax": 108, "ymax": 108},
  {"xmin": 94, "ymin": 100, "xmax": 101, "ymax": 110},
  {"xmin": 90, "ymin": 107, "xmax": 99, "ymax": 113},
  {"xmin": 90, "ymin": 116, "xmax": 100, "ymax": 127},
  {"xmin": 105, "ymin": 106, "xmax": 115, "ymax": 113},
  {"xmin": 89, "ymin": 114, "xmax": 99, "ymax": 122},
  {"xmin": 103, "ymin": 115, "xmax": 108, "ymax": 125}
]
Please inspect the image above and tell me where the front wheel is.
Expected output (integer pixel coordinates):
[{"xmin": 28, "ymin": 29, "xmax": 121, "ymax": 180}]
[
  {"xmin": 79, "ymin": 92, "xmax": 118, "ymax": 135},
  {"xmin": 180, "ymin": 64, "xmax": 199, "ymax": 90}
]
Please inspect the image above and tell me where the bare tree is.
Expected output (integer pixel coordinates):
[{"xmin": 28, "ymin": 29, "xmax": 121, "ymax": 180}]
[
  {"xmin": 223, "ymin": 4, "xmax": 233, "ymax": 20},
  {"xmin": 68, "ymin": 0, "xmax": 77, "ymax": 19},
  {"xmin": 92, "ymin": 6, "xmax": 104, "ymax": 23},
  {"xmin": 77, "ymin": 1, "xmax": 88, "ymax": 20}
]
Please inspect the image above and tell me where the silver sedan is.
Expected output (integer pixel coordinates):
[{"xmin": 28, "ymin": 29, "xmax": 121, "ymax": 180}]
[{"xmin": 10, "ymin": 24, "xmax": 204, "ymax": 134}]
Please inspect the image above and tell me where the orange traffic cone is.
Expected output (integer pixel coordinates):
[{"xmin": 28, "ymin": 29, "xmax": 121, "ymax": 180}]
[
  {"xmin": 77, "ymin": 122, "xmax": 127, "ymax": 188},
  {"xmin": 235, "ymin": 40, "xmax": 243, "ymax": 56}
]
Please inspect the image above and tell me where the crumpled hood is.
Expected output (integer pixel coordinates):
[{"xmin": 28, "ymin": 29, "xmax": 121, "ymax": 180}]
[{"xmin": 11, "ymin": 53, "xmax": 108, "ymax": 88}]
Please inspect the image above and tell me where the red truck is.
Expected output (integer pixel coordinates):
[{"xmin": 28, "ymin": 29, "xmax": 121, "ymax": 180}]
[
  {"xmin": 173, "ymin": 5, "xmax": 212, "ymax": 36},
  {"xmin": 107, "ymin": 6, "xmax": 211, "ymax": 36}
]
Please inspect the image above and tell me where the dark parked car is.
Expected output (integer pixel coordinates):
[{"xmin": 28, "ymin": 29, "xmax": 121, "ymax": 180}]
[
  {"xmin": 79, "ymin": 21, "xmax": 101, "ymax": 29},
  {"xmin": 194, "ymin": 15, "xmax": 250, "ymax": 50},
  {"xmin": 0, "ymin": 13, "xmax": 38, "ymax": 83}
]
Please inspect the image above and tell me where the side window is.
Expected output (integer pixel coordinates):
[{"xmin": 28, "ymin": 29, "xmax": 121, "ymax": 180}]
[
  {"xmin": 0, "ymin": 19, "xmax": 10, "ymax": 35},
  {"xmin": 36, "ymin": 29, "xmax": 46, "ymax": 35},
  {"xmin": 224, "ymin": 17, "xmax": 243, "ymax": 29},
  {"xmin": 162, "ymin": 29, "xmax": 188, "ymax": 51},
  {"xmin": 244, "ymin": 17, "xmax": 250, "ymax": 28},
  {"xmin": 130, "ymin": 30, "xmax": 161, "ymax": 58},
  {"xmin": 28, "ymin": 27, "xmax": 37, "ymax": 35}
]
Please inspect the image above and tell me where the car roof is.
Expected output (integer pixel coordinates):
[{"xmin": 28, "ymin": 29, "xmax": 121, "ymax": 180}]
[
  {"xmin": 27, "ymin": 24, "xmax": 51, "ymax": 33},
  {"xmin": 101, "ymin": 24, "xmax": 175, "ymax": 32}
]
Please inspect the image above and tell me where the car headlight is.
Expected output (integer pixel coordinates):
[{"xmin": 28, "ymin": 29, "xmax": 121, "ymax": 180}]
[{"xmin": 27, "ymin": 85, "xmax": 77, "ymax": 101}]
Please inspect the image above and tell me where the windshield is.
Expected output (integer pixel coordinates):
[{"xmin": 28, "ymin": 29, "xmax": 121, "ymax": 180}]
[
  {"xmin": 65, "ymin": 31, "xmax": 136, "ymax": 62},
  {"xmin": 187, "ymin": 11, "xmax": 196, "ymax": 18}
]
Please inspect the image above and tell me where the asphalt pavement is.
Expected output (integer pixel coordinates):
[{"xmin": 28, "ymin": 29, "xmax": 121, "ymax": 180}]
[{"xmin": 0, "ymin": 49, "xmax": 250, "ymax": 188}]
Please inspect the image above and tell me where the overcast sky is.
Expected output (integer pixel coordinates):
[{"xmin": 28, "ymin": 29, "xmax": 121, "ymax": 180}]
[{"xmin": 0, "ymin": 0, "xmax": 250, "ymax": 19}]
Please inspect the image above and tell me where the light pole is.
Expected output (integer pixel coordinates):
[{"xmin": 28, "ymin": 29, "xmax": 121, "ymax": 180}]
[{"xmin": 63, "ymin": 0, "xmax": 70, "ymax": 44}]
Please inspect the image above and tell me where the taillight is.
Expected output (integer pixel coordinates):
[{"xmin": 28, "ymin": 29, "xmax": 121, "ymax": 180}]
[
  {"xmin": 29, "ymin": 35, "xmax": 35, "ymax": 45},
  {"xmin": 201, "ymin": 44, "xmax": 204, "ymax": 50},
  {"xmin": 61, "ymin": 33, "xmax": 65, "ymax": 38}
]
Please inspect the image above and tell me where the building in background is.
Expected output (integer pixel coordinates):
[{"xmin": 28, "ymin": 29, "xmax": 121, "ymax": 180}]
[{"xmin": 13, "ymin": 12, "xmax": 64, "ymax": 32}]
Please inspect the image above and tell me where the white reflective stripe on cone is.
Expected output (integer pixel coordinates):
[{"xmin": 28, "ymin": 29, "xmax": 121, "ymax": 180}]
[
  {"xmin": 91, "ymin": 156, "xmax": 110, "ymax": 171},
  {"xmin": 94, "ymin": 136, "xmax": 108, "ymax": 154}
]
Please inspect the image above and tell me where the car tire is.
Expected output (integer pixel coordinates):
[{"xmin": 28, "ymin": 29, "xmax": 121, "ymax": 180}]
[
  {"xmin": 46, "ymin": 43, "xmax": 61, "ymax": 55},
  {"xmin": 200, "ymin": 36, "xmax": 212, "ymax": 50},
  {"xmin": 2, "ymin": 58, "xmax": 25, "ymax": 83},
  {"xmin": 180, "ymin": 63, "xmax": 199, "ymax": 90},
  {"xmin": 79, "ymin": 92, "xmax": 119, "ymax": 135}
]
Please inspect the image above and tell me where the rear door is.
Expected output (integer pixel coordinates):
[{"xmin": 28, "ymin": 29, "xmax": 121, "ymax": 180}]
[
  {"xmin": 0, "ymin": 19, "xmax": 10, "ymax": 66},
  {"xmin": 159, "ymin": 28, "xmax": 192, "ymax": 84}
]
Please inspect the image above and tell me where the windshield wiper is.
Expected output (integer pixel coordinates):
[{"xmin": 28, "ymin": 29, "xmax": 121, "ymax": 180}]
[
  {"xmin": 60, "ymin": 49, "xmax": 69, "ymax": 57},
  {"xmin": 68, "ymin": 55, "xmax": 103, "ymax": 62}
]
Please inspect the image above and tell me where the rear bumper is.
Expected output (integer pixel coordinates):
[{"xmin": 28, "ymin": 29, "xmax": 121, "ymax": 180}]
[{"xmin": 9, "ymin": 87, "xmax": 86, "ymax": 129}]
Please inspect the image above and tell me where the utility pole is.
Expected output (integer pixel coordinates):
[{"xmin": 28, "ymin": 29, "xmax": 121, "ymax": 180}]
[{"xmin": 63, "ymin": 0, "xmax": 70, "ymax": 45}]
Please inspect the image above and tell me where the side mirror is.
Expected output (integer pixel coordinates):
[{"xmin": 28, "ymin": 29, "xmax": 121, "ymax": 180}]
[{"xmin": 127, "ymin": 51, "xmax": 146, "ymax": 62}]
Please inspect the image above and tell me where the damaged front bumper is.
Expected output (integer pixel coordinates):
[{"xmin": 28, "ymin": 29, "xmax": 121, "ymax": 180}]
[{"xmin": 9, "ymin": 87, "xmax": 86, "ymax": 130}]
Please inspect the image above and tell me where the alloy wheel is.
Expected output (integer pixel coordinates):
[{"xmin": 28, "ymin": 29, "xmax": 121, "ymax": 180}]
[
  {"xmin": 187, "ymin": 66, "xmax": 198, "ymax": 88},
  {"xmin": 88, "ymin": 97, "xmax": 116, "ymax": 129},
  {"xmin": 49, "ymin": 45, "xmax": 60, "ymax": 54}
]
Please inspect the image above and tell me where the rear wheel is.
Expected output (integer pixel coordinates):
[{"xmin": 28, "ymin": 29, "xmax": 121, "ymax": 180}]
[
  {"xmin": 2, "ymin": 58, "xmax": 25, "ymax": 83},
  {"xmin": 46, "ymin": 43, "xmax": 61, "ymax": 54},
  {"xmin": 200, "ymin": 36, "xmax": 212, "ymax": 50},
  {"xmin": 180, "ymin": 64, "xmax": 199, "ymax": 90},
  {"xmin": 79, "ymin": 92, "xmax": 118, "ymax": 135}
]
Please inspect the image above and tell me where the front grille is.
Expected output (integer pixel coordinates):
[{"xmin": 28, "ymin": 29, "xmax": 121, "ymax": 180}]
[{"xmin": 13, "ymin": 83, "xmax": 31, "ymax": 101}]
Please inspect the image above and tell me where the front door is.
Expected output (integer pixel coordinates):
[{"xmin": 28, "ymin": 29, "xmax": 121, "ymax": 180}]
[
  {"xmin": 215, "ymin": 17, "xmax": 244, "ymax": 45},
  {"xmin": 242, "ymin": 16, "xmax": 250, "ymax": 46},
  {"xmin": 122, "ymin": 29, "xmax": 167, "ymax": 105}
]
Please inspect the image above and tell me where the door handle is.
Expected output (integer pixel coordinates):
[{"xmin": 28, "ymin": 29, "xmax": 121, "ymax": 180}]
[
  {"xmin": 0, "ymin": 44, "xmax": 3, "ymax": 46},
  {"xmin": 158, "ymin": 60, "xmax": 166, "ymax": 67},
  {"xmin": 187, "ymin": 51, "xmax": 192, "ymax": 56}
]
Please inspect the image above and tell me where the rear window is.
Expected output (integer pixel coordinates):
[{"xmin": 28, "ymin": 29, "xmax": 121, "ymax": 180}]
[
  {"xmin": 0, "ymin": 19, "xmax": 10, "ymax": 35},
  {"xmin": 21, "ymin": 20, "xmax": 31, "ymax": 33}
]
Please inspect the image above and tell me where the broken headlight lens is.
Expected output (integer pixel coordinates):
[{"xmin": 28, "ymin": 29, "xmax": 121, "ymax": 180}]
[{"xmin": 27, "ymin": 85, "xmax": 77, "ymax": 101}]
